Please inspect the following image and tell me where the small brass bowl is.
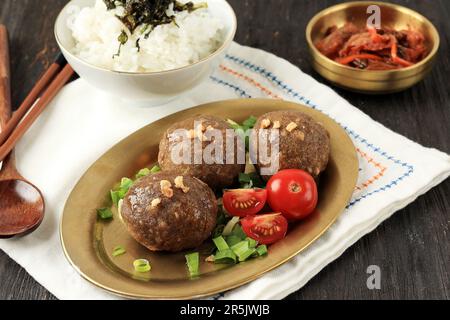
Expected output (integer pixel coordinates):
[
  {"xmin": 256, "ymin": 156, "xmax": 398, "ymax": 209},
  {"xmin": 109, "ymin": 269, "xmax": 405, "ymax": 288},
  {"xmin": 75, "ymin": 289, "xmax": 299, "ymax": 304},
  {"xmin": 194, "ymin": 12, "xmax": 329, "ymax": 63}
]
[{"xmin": 306, "ymin": 1, "xmax": 440, "ymax": 94}]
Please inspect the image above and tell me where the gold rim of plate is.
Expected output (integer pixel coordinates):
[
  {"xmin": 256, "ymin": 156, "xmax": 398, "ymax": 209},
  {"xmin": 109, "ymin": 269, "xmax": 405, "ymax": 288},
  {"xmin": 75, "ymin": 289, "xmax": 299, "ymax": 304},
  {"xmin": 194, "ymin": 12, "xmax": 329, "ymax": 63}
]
[{"xmin": 60, "ymin": 99, "xmax": 359, "ymax": 299}]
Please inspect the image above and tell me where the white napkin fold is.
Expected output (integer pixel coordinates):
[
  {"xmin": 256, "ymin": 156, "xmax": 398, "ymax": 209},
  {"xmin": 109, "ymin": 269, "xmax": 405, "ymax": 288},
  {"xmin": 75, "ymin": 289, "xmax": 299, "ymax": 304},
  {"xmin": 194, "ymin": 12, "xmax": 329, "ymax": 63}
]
[{"xmin": 1, "ymin": 42, "xmax": 449, "ymax": 300}]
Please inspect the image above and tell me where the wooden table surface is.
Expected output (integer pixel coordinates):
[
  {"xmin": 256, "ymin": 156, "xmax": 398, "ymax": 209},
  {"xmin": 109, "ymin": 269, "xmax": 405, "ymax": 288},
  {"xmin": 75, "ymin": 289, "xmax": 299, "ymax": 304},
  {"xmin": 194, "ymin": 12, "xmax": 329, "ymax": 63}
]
[{"xmin": 0, "ymin": 0, "xmax": 449, "ymax": 300}]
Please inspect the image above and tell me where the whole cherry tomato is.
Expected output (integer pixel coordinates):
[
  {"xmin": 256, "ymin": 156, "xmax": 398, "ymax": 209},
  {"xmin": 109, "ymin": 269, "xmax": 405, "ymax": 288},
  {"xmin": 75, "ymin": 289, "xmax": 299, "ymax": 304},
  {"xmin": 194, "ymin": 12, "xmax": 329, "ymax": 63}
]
[{"xmin": 266, "ymin": 169, "xmax": 318, "ymax": 221}]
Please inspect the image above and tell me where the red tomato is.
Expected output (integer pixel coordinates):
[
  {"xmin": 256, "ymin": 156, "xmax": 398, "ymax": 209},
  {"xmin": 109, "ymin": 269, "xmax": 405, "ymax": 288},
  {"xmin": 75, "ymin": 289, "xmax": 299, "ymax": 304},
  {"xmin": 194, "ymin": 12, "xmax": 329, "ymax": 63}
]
[
  {"xmin": 266, "ymin": 169, "xmax": 318, "ymax": 221},
  {"xmin": 241, "ymin": 213, "xmax": 288, "ymax": 245},
  {"xmin": 223, "ymin": 189, "xmax": 267, "ymax": 217}
]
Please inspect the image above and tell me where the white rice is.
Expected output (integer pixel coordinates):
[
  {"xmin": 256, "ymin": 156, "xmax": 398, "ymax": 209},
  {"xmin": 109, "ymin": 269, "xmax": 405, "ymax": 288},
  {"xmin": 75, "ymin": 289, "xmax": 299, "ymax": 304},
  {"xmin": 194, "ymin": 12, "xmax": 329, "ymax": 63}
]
[{"xmin": 66, "ymin": 0, "xmax": 225, "ymax": 72}]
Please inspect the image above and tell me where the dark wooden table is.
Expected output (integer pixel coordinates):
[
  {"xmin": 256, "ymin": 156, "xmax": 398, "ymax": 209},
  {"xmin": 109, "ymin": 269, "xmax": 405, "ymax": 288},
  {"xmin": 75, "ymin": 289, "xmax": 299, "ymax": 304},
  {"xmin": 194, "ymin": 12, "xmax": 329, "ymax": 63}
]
[{"xmin": 0, "ymin": 0, "xmax": 449, "ymax": 300}]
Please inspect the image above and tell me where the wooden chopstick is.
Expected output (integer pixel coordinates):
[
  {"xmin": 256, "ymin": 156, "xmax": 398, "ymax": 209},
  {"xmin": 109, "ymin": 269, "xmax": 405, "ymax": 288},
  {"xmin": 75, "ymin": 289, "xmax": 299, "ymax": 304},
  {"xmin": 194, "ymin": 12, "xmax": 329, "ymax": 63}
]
[
  {"xmin": 0, "ymin": 62, "xmax": 74, "ymax": 162},
  {"xmin": 0, "ymin": 25, "xmax": 11, "ymax": 130},
  {"xmin": 0, "ymin": 54, "xmax": 67, "ymax": 146}
]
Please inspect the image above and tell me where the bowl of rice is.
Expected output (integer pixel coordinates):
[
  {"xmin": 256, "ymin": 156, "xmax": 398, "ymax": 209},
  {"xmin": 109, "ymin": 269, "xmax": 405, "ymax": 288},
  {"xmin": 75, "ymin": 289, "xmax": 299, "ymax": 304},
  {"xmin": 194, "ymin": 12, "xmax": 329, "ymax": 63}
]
[{"xmin": 55, "ymin": 0, "xmax": 236, "ymax": 105}]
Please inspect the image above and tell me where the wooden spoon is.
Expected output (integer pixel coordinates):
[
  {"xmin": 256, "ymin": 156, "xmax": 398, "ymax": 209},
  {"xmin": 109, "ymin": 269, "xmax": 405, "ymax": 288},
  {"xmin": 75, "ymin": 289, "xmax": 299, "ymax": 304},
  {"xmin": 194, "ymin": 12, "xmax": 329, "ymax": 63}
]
[{"xmin": 0, "ymin": 25, "xmax": 44, "ymax": 238}]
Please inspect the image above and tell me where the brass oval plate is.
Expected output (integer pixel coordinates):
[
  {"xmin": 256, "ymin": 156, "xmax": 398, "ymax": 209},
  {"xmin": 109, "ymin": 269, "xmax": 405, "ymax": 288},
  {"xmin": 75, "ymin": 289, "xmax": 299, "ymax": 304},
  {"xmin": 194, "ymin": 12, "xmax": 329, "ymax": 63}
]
[{"xmin": 60, "ymin": 99, "xmax": 358, "ymax": 299}]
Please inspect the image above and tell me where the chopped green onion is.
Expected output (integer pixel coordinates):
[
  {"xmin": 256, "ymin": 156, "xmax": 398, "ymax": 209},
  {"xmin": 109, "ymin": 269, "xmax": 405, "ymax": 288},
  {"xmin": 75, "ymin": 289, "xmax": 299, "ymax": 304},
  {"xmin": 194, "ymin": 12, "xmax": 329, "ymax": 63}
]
[
  {"xmin": 97, "ymin": 208, "xmax": 113, "ymax": 220},
  {"xmin": 239, "ymin": 172, "xmax": 265, "ymax": 189},
  {"xmin": 112, "ymin": 245, "xmax": 126, "ymax": 257},
  {"xmin": 247, "ymin": 237, "xmax": 258, "ymax": 248},
  {"xmin": 242, "ymin": 181, "xmax": 253, "ymax": 189},
  {"xmin": 150, "ymin": 165, "xmax": 161, "ymax": 173},
  {"xmin": 133, "ymin": 259, "xmax": 151, "ymax": 272},
  {"xmin": 110, "ymin": 177, "xmax": 135, "ymax": 206},
  {"xmin": 120, "ymin": 177, "xmax": 133, "ymax": 191},
  {"xmin": 214, "ymin": 249, "xmax": 237, "ymax": 264},
  {"xmin": 238, "ymin": 248, "xmax": 256, "ymax": 262},
  {"xmin": 136, "ymin": 168, "xmax": 151, "ymax": 178},
  {"xmin": 242, "ymin": 116, "xmax": 257, "ymax": 129},
  {"xmin": 213, "ymin": 206, "xmax": 233, "ymax": 238},
  {"xmin": 228, "ymin": 116, "xmax": 257, "ymax": 131},
  {"xmin": 230, "ymin": 224, "xmax": 247, "ymax": 241},
  {"xmin": 256, "ymin": 245, "xmax": 268, "ymax": 256},
  {"xmin": 185, "ymin": 252, "xmax": 200, "ymax": 276},
  {"xmin": 135, "ymin": 165, "xmax": 160, "ymax": 179},
  {"xmin": 238, "ymin": 173, "xmax": 252, "ymax": 184},
  {"xmin": 231, "ymin": 240, "xmax": 249, "ymax": 256},
  {"xmin": 245, "ymin": 135, "xmax": 251, "ymax": 151},
  {"xmin": 110, "ymin": 190, "xmax": 122, "ymax": 207},
  {"xmin": 213, "ymin": 236, "xmax": 229, "ymax": 252},
  {"xmin": 231, "ymin": 240, "xmax": 256, "ymax": 262},
  {"xmin": 225, "ymin": 235, "xmax": 242, "ymax": 248},
  {"xmin": 248, "ymin": 173, "xmax": 266, "ymax": 188},
  {"xmin": 222, "ymin": 216, "xmax": 240, "ymax": 236},
  {"xmin": 227, "ymin": 117, "xmax": 259, "ymax": 151},
  {"xmin": 226, "ymin": 119, "xmax": 241, "ymax": 130}
]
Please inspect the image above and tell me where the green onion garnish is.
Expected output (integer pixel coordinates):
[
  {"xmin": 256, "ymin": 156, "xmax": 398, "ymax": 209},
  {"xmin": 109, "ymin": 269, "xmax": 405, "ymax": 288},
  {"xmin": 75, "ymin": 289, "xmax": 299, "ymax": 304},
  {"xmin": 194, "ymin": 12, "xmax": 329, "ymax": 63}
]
[
  {"xmin": 133, "ymin": 259, "xmax": 151, "ymax": 272},
  {"xmin": 213, "ymin": 236, "xmax": 229, "ymax": 252},
  {"xmin": 242, "ymin": 116, "xmax": 257, "ymax": 129},
  {"xmin": 214, "ymin": 249, "xmax": 237, "ymax": 264},
  {"xmin": 246, "ymin": 237, "xmax": 258, "ymax": 248},
  {"xmin": 110, "ymin": 177, "xmax": 135, "ymax": 206},
  {"xmin": 231, "ymin": 241, "xmax": 249, "ymax": 254},
  {"xmin": 230, "ymin": 224, "xmax": 247, "ymax": 241},
  {"xmin": 226, "ymin": 119, "xmax": 241, "ymax": 130},
  {"xmin": 231, "ymin": 240, "xmax": 256, "ymax": 262},
  {"xmin": 225, "ymin": 235, "xmax": 242, "ymax": 248},
  {"xmin": 110, "ymin": 190, "xmax": 122, "ymax": 207},
  {"xmin": 135, "ymin": 165, "xmax": 160, "ymax": 178},
  {"xmin": 208, "ymin": 228, "xmax": 269, "ymax": 264},
  {"xmin": 120, "ymin": 177, "xmax": 133, "ymax": 191},
  {"xmin": 238, "ymin": 248, "xmax": 256, "ymax": 262},
  {"xmin": 249, "ymin": 173, "xmax": 266, "ymax": 188},
  {"xmin": 222, "ymin": 216, "xmax": 240, "ymax": 236},
  {"xmin": 97, "ymin": 208, "xmax": 113, "ymax": 220},
  {"xmin": 227, "ymin": 116, "xmax": 258, "ymax": 151},
  {"xmin": 239, "ymin": 172, "xmax": 266, "ymax": 189},
  {"xmin": 112, "ymin": 245, "xmax": 126, "ymax": 257},
  {"xmin": 150, "ymin": 165, "xmax": 161, "ymax": 173},
  {"xmin": 212, "ymin": 207, "xmax": 228, "ymax": 238},
  {"xmin": 136, "ymin": 168, "xmax": 151, "ymax": 178},
  {"xmin": 238, "ymin": 172, "xmax": 252, "ymax": 184},
  {"xmin": 256, "ymin": 245, "xmax": 268, "ymax": 256},
  {"xmin": 185, "ymin": 252, "xmax": 200, "ymax": 276}
]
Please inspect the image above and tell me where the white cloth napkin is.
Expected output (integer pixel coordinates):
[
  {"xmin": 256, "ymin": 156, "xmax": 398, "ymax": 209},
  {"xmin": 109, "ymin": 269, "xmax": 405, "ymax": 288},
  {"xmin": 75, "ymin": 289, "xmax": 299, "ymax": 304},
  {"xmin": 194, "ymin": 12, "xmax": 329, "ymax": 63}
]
[{"xmin": 1, "ymin": 42, "xmax": 449, "ymax": 300}]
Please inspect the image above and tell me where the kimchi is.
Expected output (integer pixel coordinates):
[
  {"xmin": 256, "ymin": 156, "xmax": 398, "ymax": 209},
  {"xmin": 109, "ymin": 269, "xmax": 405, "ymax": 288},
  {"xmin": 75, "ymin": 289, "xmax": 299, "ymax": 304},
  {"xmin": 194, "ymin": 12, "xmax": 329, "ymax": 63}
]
[{"xmin": 315, "ymin": 23, "xmax": 429, "ymax": 70}]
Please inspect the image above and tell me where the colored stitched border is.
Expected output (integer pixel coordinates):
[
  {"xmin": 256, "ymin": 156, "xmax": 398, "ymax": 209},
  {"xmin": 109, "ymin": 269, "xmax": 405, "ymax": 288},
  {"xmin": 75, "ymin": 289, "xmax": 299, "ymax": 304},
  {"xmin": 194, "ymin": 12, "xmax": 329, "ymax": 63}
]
[
  {"xmin": 209, "ymin": 54, "xmax": 414, "ymax": 208},
  {"xmin": 209, "ymin": 75, "xmax": 252, "ymax": 98},
  {"xmin": 219, "ymin": 64, "xmax": 282, "ymax": 99},
  {"xmin": 355, "ymin": 148, "xmax": 387, "ymax": 191}
]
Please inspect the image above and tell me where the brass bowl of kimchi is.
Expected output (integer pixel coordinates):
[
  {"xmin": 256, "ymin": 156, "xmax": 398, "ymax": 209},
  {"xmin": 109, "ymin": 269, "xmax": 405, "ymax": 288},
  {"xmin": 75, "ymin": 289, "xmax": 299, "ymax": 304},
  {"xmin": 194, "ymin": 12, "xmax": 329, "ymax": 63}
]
[{"xmin": 306, "ymin": 1, "xmax": 440, "ymax": 94}]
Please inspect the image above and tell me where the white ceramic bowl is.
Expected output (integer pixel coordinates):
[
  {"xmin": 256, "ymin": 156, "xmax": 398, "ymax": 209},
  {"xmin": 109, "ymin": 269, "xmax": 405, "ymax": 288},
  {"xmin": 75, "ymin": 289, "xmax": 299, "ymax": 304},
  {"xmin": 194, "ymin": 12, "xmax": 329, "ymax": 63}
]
[{"xmin": 55, "ymin": 0, "xmax": 237, "ymax": 106}]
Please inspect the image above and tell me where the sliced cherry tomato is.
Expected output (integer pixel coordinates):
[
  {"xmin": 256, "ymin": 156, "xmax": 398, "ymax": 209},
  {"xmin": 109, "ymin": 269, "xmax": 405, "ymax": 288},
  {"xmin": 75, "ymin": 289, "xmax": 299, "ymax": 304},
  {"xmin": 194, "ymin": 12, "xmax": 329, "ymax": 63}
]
[
  {"xmin": 267, "ymin": 169, "xmax": 318, "ymax": 221},
  {"xmin": 241, "ymin": 213, "xmax": 288, "ymax": 245},
  {"xmin": 223, "ymin": 189, "xmax": 267, "ymax": 217}
]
